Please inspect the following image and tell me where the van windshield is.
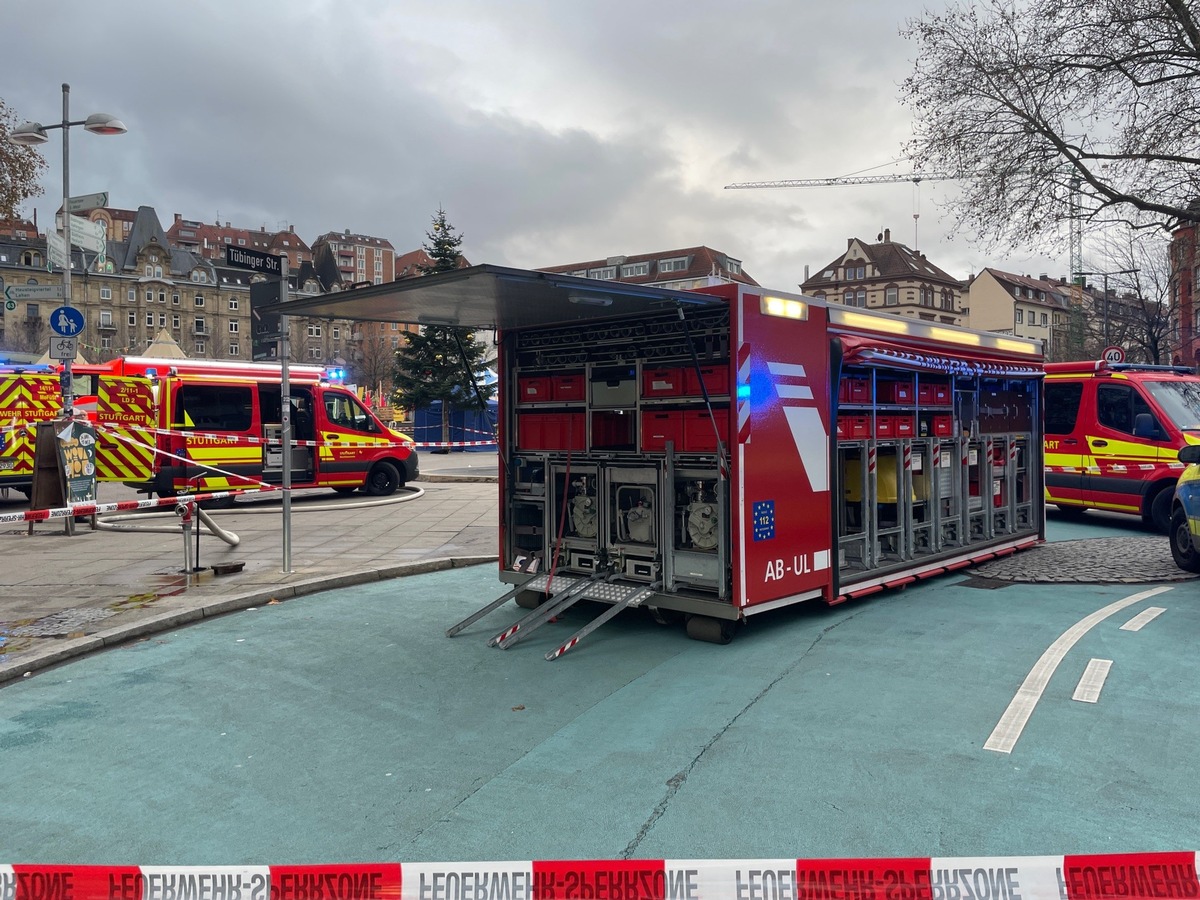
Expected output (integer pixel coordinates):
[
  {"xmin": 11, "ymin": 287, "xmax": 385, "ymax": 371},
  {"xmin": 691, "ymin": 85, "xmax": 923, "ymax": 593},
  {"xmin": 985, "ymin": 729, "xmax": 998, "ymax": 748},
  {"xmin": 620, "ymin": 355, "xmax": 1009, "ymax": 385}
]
[{"xmin": 1144, "ymin": 380, "xmax": 1200, "ymax": 431}]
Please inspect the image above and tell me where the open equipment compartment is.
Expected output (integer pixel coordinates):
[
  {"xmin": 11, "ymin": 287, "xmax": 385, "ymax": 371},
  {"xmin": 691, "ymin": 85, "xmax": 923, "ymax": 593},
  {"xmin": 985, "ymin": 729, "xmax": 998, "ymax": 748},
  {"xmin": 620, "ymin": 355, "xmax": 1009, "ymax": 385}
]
[{"xmin": 267, "ymin": 265, "xmax": 1046, "ymax": 655}]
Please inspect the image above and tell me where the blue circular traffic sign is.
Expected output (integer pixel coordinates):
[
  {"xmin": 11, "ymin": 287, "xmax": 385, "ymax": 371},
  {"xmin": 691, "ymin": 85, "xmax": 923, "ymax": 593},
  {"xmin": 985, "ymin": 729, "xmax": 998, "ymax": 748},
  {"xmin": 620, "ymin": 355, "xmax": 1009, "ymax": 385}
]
[{"xmin": 50, "ymin": 306, "xmax": 85, "ymax": 336}]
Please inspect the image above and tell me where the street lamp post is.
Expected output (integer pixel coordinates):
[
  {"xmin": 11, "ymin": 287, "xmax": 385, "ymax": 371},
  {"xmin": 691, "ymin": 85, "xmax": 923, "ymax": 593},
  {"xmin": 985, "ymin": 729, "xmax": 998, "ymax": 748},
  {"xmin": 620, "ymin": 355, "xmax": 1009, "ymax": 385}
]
[
  {"xmin": 1073, "ymin": 267, "xmax": 1139, "ymax": 348},
  {"xmin": 8, "ymin": 83, "xmax": 126, "ymax": 415}
]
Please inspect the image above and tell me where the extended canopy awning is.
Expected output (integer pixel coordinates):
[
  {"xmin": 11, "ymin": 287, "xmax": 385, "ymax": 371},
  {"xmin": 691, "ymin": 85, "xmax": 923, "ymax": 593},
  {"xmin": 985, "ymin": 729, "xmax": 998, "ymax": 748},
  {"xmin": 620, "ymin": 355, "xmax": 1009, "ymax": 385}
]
[
  {"xmin": 837, "ymin": 334, "xmax": 1043, "ymax": 378},
  {"xmin": 260, "ymin": 264, "xmax": 727, "ymax": 331}
]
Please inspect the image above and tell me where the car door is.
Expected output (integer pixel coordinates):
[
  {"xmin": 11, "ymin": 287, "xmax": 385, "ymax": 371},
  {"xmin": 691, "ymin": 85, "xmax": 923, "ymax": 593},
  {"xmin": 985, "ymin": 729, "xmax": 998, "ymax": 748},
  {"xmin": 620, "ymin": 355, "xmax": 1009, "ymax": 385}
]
[
  {"xmin": 1084, "ymin": 381, "xmax": 1167, "ymax": 514},
  {"xmin": 1044, "ymin": 379, "xmax": 1086, "ymax": 507}
]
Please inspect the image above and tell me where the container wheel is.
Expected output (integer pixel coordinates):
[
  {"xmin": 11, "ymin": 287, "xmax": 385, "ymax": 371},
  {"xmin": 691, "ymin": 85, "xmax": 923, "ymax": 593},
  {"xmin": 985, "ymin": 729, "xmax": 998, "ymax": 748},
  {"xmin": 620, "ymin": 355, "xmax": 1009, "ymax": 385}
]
[
  {"xmin": 685, "ymin": 614, "xmax": 737, "ymax": 644},
  {"xmin": 515, "ymin": 590, "xmax": 544, "ymax": 610},
  {"xmin": 365, "ymin": 460, "xmax": 400, "ymax": 496},
  {"xmin": 1170, "ymin": 507, "xmax": 1200, "ymax": 573}
]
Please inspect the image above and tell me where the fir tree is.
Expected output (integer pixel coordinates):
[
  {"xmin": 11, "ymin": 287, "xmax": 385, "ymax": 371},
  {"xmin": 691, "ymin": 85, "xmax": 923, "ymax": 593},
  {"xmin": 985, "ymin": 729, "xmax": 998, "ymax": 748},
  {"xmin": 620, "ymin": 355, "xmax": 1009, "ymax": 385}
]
[{"xmin": 392, "ymin": 209, "xmax": 494, "ymax": 450}]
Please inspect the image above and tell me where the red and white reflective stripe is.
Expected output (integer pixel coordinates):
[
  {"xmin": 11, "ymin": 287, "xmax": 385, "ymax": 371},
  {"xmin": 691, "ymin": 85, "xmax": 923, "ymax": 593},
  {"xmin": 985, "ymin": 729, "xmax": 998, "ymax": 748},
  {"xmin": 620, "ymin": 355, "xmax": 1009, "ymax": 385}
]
[
  {"xmin": 96, "ymin": 423, "xmax": 419, "ymax": 451},
  {"xmin": 903, "ymin": 442, "xmax": 912, "ymax": 472},
  {"xmin": 932, "ymin": 443, "xmax": 941, "ymax": 468},
  {"xmin": 0, "ymin": 854, "xmax": 1196, "ymax": 900},
  {"xmin": 867, "ymin": 444, "xmax": 877, "ymax": 477},
  {"xmin": 414, "ymin": 440, "xmax": 498, "ymax": 448},
  {"xmin": 736, "ymin": 342, "xmax": 752, "ymax": 444}
]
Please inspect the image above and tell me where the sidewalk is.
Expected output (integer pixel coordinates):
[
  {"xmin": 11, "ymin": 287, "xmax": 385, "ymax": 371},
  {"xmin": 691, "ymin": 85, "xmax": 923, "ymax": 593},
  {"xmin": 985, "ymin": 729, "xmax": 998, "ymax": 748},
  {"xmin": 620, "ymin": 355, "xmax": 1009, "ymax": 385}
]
[{"xmin": 0, "ymin": 451, "xmax": 500, "ymax": 684}]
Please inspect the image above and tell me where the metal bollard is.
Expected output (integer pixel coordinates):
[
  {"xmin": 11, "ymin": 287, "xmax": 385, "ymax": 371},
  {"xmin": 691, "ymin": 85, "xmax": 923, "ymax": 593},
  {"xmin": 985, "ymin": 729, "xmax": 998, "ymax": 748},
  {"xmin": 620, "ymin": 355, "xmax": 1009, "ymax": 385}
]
[{"xmin": 176, "ymin": 500, "xmax": 194, "ymax": 582}]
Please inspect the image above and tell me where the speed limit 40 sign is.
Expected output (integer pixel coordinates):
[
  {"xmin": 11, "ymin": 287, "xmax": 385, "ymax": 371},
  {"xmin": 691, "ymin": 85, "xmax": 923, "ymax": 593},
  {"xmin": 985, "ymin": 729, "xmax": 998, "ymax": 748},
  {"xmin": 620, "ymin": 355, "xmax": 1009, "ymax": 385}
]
[{"xmin": 1103, "ymin": 345, "xmax": 1125, "ymax": 363}]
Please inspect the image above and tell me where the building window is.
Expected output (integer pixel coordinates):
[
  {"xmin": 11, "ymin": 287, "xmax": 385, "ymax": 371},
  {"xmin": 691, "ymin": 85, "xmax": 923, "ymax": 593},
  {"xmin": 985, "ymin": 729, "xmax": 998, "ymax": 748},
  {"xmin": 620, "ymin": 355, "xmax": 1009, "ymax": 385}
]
[
  {"xmin": 229, "ymin": 321, "xmax": 239, "ymax": 333},
  {"xmin": 857, "ymin": 289, "xmax": 867, "ymax": 307},
  {"xmin": 194, "ymin": 295, "xmax": 205, "ymax": 307},
  {"xmin": 307, "ymin": 323, "xmax": 322, "ymax": 337},
  {"xmin": 621, "ymin": 262, "xmax": 649, "ymax": 277},
  {"xmin": 1013, "ymin": 286, "xmax": 1021, "ymax": 298},
  {"xmin": 195, "ymin": 341, "xmax": 205, "ymax": 354},
  {"xmin": 101, "ymin": 336, "xmax": 111, "ymax": 349},
  {"xmin": 885, "ymin": 286, "xmax": 898, "ymax": 306},
  {"xmin": 100, "ymin": 286, "xmax": 112, "ymax": 300},
  {"xmin": 332, "ymin": 326, "xmax": 341, "ymax": 339},
  {"xmin": 1016, "ymin": 309, "xmax": 1024, "ymax": 324},
  {"xmin": 941, "ymin": 291, "xmax": 954, "ymax": 311},
  {"xmin": 173, "ymin": 293, "xmax": 180, "ymax": 305},
  {"xmin": 26, "ymin": 303, "xmax": 38, "ymax": 319},
  {"xmin": 159, "ymin": 290, "xmax": 166, "ymax": 303},
  {"xmin": 100, "ymin": 310, "xmax": 113, "ymax": 327},
  {"xmin": 843, "ymin": 289, "xmax": 854, "ymax": 305},
  {"xmin": 195, "ymin": 316, "xmax": 206, "ymax": 334},
  {"xmin": 146, "ymin": 290, "xmax": 153, "ymax": 303},
  {"xmin": 128, "ymin": 288, "xmax": 136, "ymax": 301},
  {"xmin": 588, "ymin": 266, "xmax": 617, "ymax": 279},
  {"xmin": 154, "ymin": 266, "xmax": 163, "ymax": 279},
  {"xmin": 228, "ymin": 297, "xmax": 239, "ymax": 311},
  {"xmin": 308, "ymin": 347, "xmax": 321, "ymax": 359},
  {"xmin": 146, "ymin": 313, "xmax": 154, "ymax": 327},
  {"xmin": 392, "ymin": 337, "xmax": 400, "ymax": 348},
  {"xmin": 1041, "ymin": 313, "xmax": 1048, "ymax": 326},
  {"xmin": 145, "ymin": 265, "xmax": 152, "ymax": 277},
  {"xmin": 658, "ymin": 258, "xmax": 687, "ymax": 274},
  {"xmin": 237, "ymin": 238, "xmax": 245, "ymax": 246},
  {"xmin": 173, "ymin": 314, "xmax": 181, "ymax": 328},
  {"xmin": 128, "ymin": 312, "xmax": 136, "ymax": 326},
  {"xmin": 229, "ymin": 343, "xmax": 240, "ymax": 356},
  {"xmin": 159, "ymin": 313, "xmax": 166, "ymax": 327}
]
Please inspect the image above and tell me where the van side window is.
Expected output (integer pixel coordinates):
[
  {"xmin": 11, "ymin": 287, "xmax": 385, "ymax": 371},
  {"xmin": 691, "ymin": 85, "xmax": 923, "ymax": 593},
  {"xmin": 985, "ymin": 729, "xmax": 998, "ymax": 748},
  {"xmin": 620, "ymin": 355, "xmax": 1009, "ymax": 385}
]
[
  {"xmin": 174, "ymin": 384, "xmax": 254, "ymax": 431},
  {"xmin": 1045, "ymin": 382, "xmax": 1083, "ymax": 435},
  {"xmin": 324, "ymin": 392, "xmax": 379, "ymax": 433},
  {"xmin": 1097, "ymin": 383, "xmax": 1157, "ymax": 435}
]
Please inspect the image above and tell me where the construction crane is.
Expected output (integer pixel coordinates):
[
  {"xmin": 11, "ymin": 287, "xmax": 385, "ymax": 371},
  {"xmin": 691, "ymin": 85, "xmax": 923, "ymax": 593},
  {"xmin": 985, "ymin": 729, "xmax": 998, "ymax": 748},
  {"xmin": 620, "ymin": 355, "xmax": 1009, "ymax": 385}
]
[
  {"xmin": 725, "ymin": 172, "xmax": 1083, "ymax": 281},
  {"xmin": 725, "ymin": 173, "xmax": 954, "ymax": 251}
]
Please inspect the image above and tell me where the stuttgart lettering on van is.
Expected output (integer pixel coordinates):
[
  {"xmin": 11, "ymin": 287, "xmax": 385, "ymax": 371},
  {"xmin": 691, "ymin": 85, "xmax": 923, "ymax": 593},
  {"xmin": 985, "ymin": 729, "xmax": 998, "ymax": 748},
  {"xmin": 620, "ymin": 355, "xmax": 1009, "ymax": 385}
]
[
  {"xmin": 184, "ymin": 438, "xmax": 236, "ymax": 446},
  {"xmin": 419, "ymin": 870, "xmax": 531, "ymax": 900},
  {"xmin": 0, "ymin": 872, "xmax": 74, "ymax": 900},
  {"xmin": 1062, "ymin": 864, "xmax": 1199, "ymax": 898},
  {"xmin": 275, "ymin": 872, "xmax": 385, "ymax": 900},
  {"xmin": 928, "ymin": 867, "xmax": 1021, "ymax": 900},
  {"xmin": 143, "ymin": 872, "xmax": 268, "ymax": 900}
]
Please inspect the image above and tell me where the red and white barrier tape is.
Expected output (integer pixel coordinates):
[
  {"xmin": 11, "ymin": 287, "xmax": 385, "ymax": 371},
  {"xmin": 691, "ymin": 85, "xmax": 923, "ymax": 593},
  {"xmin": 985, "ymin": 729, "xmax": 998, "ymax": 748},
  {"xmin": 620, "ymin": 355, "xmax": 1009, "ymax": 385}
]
[
  {"xmin": 0, "ymin": 487, "xmax": 276, "ymax": 525},
  {"xmin": 0, "ymin": 854, "xmax": 1195, "ymax": 900}
]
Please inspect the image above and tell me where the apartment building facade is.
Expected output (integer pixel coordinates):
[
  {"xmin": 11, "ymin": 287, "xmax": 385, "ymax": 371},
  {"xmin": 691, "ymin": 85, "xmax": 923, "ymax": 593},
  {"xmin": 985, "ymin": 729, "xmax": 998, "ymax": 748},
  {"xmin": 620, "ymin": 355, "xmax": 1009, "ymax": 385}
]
[
  {"xmin": 537, "ymin": 245, "xmax": 757, "ymax": 290},
  {"xmin": 800, "ymin": 228, "xmax": 965, "ymax": 326}
]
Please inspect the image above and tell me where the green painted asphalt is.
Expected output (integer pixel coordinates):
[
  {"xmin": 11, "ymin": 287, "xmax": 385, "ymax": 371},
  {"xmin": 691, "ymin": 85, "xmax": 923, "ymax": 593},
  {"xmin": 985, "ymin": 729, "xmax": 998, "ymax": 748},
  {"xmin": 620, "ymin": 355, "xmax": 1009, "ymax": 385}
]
[{"xmin": 1, "ymin": 516, "xmax": 1197, "ymax": 863}]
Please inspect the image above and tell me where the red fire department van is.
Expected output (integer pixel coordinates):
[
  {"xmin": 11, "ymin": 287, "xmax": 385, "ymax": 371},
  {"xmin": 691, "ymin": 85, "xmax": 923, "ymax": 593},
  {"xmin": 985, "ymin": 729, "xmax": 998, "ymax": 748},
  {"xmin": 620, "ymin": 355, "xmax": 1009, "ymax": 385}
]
[
  {"xmin": 275, "ymin": 265, "xmax": 1046, "ymax": 654},
  {"xmin": 0, "ymin": 364, "xmax": 61, "ymax": 499},
  {"xmin": 1044, "ymin": 360, "xmax": 1200, "ymax": 531},
  {"xmin": 1, "ymin": 356, "xmax": 417, "ymax": 499}
]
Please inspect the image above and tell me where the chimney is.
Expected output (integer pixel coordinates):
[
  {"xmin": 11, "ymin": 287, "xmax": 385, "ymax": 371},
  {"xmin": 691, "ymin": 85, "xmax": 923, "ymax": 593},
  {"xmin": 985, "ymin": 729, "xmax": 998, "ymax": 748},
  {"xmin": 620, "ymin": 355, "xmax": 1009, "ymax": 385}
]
[
  {"xmin": 174, "ymin": 213, "xmax": 181, "ymax": 224},
  {"xmin": 289, "ymin": 225, "xmax": 295, "ymax": 234},
  {"xmin": 1038, "ymin": 273, "xmax": 1047, "ymax": 281},
  {"xmin": 884, "ymin": 228, "xmax": 891, "ymax": 243}
]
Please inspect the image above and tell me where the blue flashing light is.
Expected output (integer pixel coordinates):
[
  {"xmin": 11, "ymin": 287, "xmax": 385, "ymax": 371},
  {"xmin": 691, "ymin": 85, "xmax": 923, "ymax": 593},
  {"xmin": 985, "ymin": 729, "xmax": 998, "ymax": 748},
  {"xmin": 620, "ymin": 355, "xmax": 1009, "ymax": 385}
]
[{"xmin": 737, "ymin": 383, "xmax": 752, "ymax": 401}]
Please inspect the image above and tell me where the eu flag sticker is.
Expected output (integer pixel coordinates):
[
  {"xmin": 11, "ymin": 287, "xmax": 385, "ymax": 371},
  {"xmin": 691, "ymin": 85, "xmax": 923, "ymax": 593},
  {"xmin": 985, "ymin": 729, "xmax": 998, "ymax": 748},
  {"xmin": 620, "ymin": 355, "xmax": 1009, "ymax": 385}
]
[{"xmin": 752, "ymin": 500, "xmax": 775, "ymax": 541}]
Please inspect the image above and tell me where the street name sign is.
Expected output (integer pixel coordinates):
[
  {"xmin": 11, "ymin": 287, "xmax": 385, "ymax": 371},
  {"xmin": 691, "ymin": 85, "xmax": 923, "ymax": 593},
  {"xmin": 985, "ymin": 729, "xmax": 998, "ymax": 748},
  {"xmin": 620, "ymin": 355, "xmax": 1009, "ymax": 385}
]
[
  {"xmin": 48, "ymin": 336, "xmax": 79, "ymax": 361},
  {"xmin": 50, "ymin": 306, "xmax": 85, "ymax": 336},
  {"xmin": 226, "ymin": 246, "xmax": 282, "ymax": 277},
  {"xmin": 68, "ymin": 216, "xmax": 107, "ymax": 253},
  {"xmin": 5, "ymin": 284, "xmax": 65, "ymax": 302},
  {"xmin": 66, "ymin": 191, "xmax": 109, "ymax": 214}
]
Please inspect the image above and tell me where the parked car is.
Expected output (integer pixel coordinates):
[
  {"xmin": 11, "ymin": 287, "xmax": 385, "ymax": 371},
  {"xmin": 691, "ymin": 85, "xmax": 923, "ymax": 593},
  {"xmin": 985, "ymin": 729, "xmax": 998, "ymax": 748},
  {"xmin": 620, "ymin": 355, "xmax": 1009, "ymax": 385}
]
[{"xmin": 1168, "ymin": 444, "xmax": 1200, "ymax": 572}]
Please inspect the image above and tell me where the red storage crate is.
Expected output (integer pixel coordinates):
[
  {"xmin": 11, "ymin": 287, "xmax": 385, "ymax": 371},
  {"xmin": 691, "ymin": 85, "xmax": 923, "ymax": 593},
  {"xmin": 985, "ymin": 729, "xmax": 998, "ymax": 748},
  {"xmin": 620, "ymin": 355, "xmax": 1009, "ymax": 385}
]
[
  {"xmin": 553, "ymin": 373, "xmax": 585, "ymax": 402},
  {"xmin": 517, "ymin": 412, "xmax": 585, "ymax": 450},
  {"xmin": 517, "ymin": 376, "xmax": 550, "ymax": 403},
  {"xmin": 685, "ymin": 365, "xmax": 730, "ymax": 398},
  {"xmin": 875, "ymin": 415, "xmax": 896, "ymax": 439},
  {"xmin": 837, "ymin": 416, "xmax": 870, "ymax": 439},
  {"xmin": 894, "ymin": 415, "xmax": 915, "ymax": 438},
  {"xmin": 682, "ymin": 409, "xmax": 730, "ymax": 453},
  {"xmin": 641, "ymin": 410, "xmax": 684, "ymax": 451},
  {"xmin": 878, "ymin": 380, "xmax": 914, "ymax": 404},
  {"xmin": 840, "ymin": 377, "xmax": 870, "ymax": 403},
  {"xmin": 932, "ymin": 414, "xmax": 952, "ymax": 436},
  {"xmin": 642, "ymin": 367, "xmax": 685, "ymax": 398},
  {"xmin": 918, "ymin": 382, "xmax": 951, "ymax": 405},
  {"xmin": 591, "ymin": 410, "xmax": 636, "ymax": 449}
]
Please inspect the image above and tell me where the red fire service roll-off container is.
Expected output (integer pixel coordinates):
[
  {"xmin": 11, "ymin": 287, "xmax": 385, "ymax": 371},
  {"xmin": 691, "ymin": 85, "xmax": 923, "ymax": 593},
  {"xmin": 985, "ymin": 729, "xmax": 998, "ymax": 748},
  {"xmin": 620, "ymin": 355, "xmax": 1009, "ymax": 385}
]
[{"xmin": 270, "ymin": 265, "xmax": 1046, "ymax": 657}]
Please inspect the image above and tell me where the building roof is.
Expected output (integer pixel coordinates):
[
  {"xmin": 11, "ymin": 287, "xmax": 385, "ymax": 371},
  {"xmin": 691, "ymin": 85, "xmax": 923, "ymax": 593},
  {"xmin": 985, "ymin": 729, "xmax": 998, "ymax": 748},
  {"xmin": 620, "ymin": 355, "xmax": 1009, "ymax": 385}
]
[
  {"xmin": 394, "ymin": 248, "xmax": 472, "ymax": 279},
  {"xmin": 312, "ymin": 230, "xmax": 396, "ymax": 251},
  {"xmin": 802, "ymin": 231, "xmax": 961, "ymax": 290},
  {"xmin": 973, "ymin": 267, "xmax": 1071, "ymax": 308},
  {"xmin": 537, "ymin": 245, "xmax": 757, "ymax": 287}
]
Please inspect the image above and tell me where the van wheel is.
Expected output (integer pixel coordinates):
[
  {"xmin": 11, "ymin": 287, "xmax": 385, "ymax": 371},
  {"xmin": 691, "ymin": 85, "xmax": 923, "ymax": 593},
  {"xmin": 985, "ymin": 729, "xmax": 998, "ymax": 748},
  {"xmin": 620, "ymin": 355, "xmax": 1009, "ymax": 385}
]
[
  {"xmin": 1147, "ymin": 489, "xmax": 1173, "ymax": 533},
  {"xmin": 1169, "ymin": 507, "xmax": 1200, "ymax": 573},
  {"xmin": 365, "ymin": 461, "xmax": 400, "ymax": 496}
]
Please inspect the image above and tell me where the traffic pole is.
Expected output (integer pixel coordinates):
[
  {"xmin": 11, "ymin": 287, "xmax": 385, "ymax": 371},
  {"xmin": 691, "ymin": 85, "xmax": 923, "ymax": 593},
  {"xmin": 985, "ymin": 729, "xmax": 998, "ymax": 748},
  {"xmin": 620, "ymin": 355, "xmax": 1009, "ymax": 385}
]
[{"xmin": 279, "ymin": 255, "xmax": 292, "ymax": 574}]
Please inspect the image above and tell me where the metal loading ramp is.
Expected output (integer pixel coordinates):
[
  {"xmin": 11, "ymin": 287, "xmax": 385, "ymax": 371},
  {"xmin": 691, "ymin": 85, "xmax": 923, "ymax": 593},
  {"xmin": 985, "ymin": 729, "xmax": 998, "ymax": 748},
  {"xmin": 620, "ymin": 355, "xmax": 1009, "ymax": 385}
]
[{"xmin": 446, "ymin": 569, "xmax": 661, "ymax": 660}]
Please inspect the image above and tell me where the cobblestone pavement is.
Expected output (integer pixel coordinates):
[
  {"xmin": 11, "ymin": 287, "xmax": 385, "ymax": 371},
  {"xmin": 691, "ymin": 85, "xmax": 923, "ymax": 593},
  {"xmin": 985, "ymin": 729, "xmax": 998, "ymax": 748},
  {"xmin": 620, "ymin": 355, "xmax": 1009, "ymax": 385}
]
[{"xmin": 974, "ymin": 535, "xmax": 1199, "ymax": 583}]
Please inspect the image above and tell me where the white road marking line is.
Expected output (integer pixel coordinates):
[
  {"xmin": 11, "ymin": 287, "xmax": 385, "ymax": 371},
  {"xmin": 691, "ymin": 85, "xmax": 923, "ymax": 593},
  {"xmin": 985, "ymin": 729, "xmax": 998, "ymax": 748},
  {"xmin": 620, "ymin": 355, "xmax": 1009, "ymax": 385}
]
[
  {"xmin": 983, "ymin": 586, "xmax": 1172, "ymax": 754},
  {"xmin": 1072, "ymin": 658, "xmax": 1113, "ymax": 703},
  {"xmin": 1120, "ymin": 606, "xmax": 1167, "ymax": 631}
]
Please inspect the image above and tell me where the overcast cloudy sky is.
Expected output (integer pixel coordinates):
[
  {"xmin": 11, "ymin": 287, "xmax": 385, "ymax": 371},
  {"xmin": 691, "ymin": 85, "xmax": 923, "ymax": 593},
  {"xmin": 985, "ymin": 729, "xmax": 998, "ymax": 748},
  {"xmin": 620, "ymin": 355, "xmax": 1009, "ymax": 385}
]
[{"xmin": 4, "ymin": 0, "xmax": 1062, "ymax": 290}]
